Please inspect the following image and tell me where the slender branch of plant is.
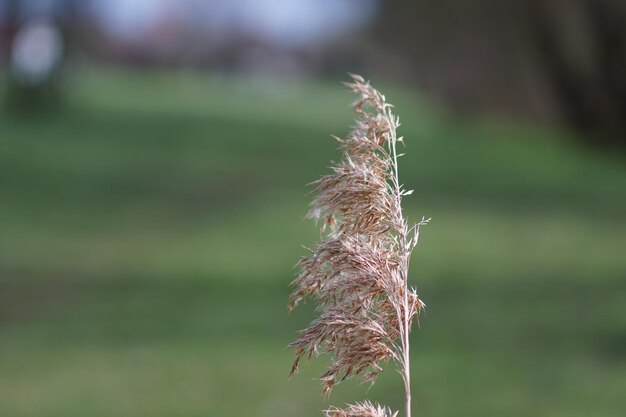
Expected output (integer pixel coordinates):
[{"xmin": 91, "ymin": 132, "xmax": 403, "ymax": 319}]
[{"xmin": 288, "ymin": 74, "xmax": 430, "ymax": 417}]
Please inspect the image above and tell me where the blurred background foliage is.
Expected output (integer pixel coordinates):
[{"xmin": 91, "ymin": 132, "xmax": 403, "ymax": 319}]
[{"xmin": 0, "ymin": 1, "xmax": 625, "ymax": 417}]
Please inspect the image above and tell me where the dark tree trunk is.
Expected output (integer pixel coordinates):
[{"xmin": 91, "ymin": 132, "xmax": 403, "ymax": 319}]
[
  {"xmin": 529, "ymin": 0, "xmax": 626, "ymax": 144},
  {"xmin": 373, "ymin": 0, "xmax": 626, "ymax": 146}
]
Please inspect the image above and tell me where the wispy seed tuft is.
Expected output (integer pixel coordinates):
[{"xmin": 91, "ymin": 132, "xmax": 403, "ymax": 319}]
[{"xmin": 288, "ymin": 74, "xmax": 429, "ymax": 417}]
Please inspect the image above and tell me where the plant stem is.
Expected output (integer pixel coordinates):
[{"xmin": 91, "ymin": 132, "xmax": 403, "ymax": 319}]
[
  {"xmin": 403, "ymin": 270, "xmax": 412, "ymax": 417},
  {"xmin": 401, "ymin": 253, "xmax": 412, "ymax": 417},
  {"xmin": 389, "ymin": 119, "xmax": 412, "ymax": 417}
]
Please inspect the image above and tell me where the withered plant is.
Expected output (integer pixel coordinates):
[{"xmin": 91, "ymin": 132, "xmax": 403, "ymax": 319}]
[{"xmin": 288, "ymin": 75, "xmax": 429, "ymax": 417}]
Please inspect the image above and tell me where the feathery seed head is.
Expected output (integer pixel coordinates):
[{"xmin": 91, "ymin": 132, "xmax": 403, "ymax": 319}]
[{"xmin": 288, "ymin": 74, "xmax": 428, "ymax": 417}]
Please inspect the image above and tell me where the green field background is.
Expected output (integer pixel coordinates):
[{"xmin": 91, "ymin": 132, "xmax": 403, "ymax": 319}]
[{"xmin": 1, "ymin": 70, "xmax": 625, "ymax": 417}]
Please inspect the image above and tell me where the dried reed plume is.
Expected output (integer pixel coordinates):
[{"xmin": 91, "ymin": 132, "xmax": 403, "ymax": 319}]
[{"xmin": 288, "ymin": 74, "xmax": 429, "ymax": 417}]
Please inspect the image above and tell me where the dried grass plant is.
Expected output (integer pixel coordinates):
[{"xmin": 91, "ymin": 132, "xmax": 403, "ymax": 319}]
[{"xmin": 288, "ymin": 74, "xmax": 429, "ymax": 417}]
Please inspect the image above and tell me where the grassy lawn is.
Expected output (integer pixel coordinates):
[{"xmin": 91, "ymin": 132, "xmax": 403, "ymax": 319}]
[{"xmin": 1, "ymin": 69, "xmax": 625, "ymax": 417}]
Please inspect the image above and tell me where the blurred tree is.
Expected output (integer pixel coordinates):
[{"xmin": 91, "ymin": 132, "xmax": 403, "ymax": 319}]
[
  {"xmin": 3, "ymin": 0, "xmax": 77, "ymax": 113},
  {"xmin": 374, "ymin": 0, "xmax": 626, "ymax": 145},
  {"xmin": 529, "ymin": 0, "xmax": 626, "ymax": 144}
]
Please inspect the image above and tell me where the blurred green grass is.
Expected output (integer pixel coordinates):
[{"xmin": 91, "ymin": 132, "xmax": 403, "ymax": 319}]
[{"xmin": 1, "ymin": 69, "xmax": 625, "ymax": 417}]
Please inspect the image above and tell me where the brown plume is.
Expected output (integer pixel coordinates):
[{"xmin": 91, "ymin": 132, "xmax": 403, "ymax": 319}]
[
  {"xmin": 325, "ymin": 401, "xmax": 399, "ymax": 417},
  {"xmin": 288, "ymin": 74, "xmax": 429, "ymax": 417}
]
